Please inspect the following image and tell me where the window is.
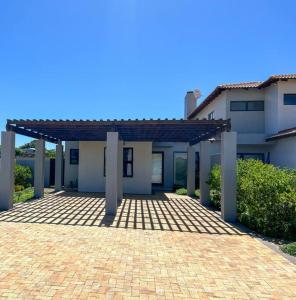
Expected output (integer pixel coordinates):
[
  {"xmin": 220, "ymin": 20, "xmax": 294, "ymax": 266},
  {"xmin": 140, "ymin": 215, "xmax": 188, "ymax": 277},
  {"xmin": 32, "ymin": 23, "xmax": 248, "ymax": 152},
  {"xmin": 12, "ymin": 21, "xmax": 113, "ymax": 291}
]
[
  {"xmin": 104, "ymin": 147, "xmax": 133, "ymax": 177},
  {"xmin": 230, "ymin": 101, "xmax": 264, "ymax": 111},
  {"xmin": 247, "ymin": 101, "xmax": 264, "ymax": 111},
  {"xmin": 237, "ymin": 153, "xmax": 264, "ymax": 162},
  {"xmin": 70, "ymin": 149, "xmax": 79, "ymax": 164},
  {"xmin": 152, "ymin": 152, "xmax": 164, "ymax": 185},
  {"xmin": 173, "ymin": 152, "xmax": 187, "ymax": 186},
  {"xmin": 208, "ymin": 111, "xmax": 214, "ymax": 120},
  {"xmin": 284, "ymin": 94, "xmax": 296, "ymax": 105},
  {"xmin": 123, "ymin": 148, "xmax": 133, "ymax": 177}
]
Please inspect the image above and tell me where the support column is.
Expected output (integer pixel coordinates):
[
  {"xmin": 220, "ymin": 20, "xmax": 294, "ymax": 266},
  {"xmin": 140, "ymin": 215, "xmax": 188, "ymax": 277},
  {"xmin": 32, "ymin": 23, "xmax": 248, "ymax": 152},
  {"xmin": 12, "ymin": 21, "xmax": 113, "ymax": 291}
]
[
  {"xmin": 199, "ymin": 141, "xmax": 211, "ymax": 206},
  {"xmin": 117, "ymin": 140, "xmax": 123, "ymax": 202},
  {"xmin": 0, "ymin": 131, "xmax": 15, "ymax": 210},
  {"xmin": 187, "ymin": 146, "xmax": 195, "ymax": 196},
  {"xmin": 34, "ymin": 139, "xmax": 45, "ymax": 198},
  {"xmin": 221, "ymin": 131, "xmax": 237, "ymax": 222},
  {"xmin": 105, "ymin": 132, "xmax": 121, "ymax": 215},
  {"xmin": 55, "ymin": 142, "xmax": 63, "ymax": 191}
]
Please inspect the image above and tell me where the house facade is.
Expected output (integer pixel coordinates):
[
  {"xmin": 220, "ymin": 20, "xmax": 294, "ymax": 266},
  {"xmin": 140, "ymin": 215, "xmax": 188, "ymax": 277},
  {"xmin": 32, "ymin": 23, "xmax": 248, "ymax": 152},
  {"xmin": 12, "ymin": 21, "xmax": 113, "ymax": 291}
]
[{"xmin": 185, "ymin": 74, "xmax": 296, "ymax": 169}]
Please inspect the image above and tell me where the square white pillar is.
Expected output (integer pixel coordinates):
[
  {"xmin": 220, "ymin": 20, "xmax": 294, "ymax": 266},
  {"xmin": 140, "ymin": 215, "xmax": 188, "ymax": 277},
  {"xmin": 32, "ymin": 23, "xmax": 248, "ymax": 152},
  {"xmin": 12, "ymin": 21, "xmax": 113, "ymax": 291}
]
[
  {"xmin": 117, "ymin": 140, "xmax": 123, "ymax": 202},
  {"xmin": 105, "ymin": 132, "xmax": 121, "ymax": 215},
  {"xmin": 55, "ymin": 142, "xmax": 63, "ymax": 191},
  {"xmin": 221, "ymin": 131, "xmax": 237, "ymax": 222},
  {"xmin": 34, "ymin": 139, "xmax": 45, "ymax": 198},
  {"xmin": 187, "ymin": 146, "xmax": 196, "ymax": 196},
  {"xmin": 0, "ymin": 131, "xmax": 15, "ymax": 210},
  {"xmin": 199, "ymin": 141, "xmax": 211, "ymax": 206}
]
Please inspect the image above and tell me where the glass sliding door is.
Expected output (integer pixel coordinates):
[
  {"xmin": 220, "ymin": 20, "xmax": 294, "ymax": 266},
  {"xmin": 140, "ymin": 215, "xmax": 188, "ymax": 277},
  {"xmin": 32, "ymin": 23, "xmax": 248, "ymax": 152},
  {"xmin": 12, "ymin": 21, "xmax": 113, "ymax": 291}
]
[
  {"xmin": 173, "ymin": 152, "xmax": 187, "ymax": 187},
  {"xmin": 152, "ymin": 152, "xmax": 164, "ymax": 185}
]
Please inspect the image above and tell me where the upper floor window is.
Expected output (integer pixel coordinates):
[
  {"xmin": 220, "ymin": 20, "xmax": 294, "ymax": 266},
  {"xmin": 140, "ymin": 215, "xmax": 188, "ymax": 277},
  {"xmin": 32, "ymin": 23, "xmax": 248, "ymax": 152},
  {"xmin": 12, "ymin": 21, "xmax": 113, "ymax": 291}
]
[
  {"xmin": 284, "ymin": 94, "xmax": 296, "ymax": 105},
  {"xmin": 230, "ymin": 101, "xmax": 264, "ymax": 111},
  {"xmin": 70, "ymin": 149, "xmax": 79, "ymax": 164},
  {"xmin": 208, "ymin": 111, "xmax": 214, "ymax": 120}
]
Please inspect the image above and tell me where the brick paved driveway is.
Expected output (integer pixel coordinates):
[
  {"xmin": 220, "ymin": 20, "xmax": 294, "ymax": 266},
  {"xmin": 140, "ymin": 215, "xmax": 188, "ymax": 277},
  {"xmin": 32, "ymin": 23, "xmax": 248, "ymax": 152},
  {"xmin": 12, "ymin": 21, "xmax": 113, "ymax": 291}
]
[{"xmin": 0, "ymin": 192, "xmax": 295, "ymax": 299}]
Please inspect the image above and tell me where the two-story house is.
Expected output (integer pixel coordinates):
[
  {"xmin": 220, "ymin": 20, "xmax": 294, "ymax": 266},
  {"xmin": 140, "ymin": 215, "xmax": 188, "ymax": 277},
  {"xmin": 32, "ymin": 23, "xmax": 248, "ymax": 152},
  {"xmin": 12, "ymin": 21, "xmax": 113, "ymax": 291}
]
[{"xmin": 185, "ymin": 74, "xmax": 296, "ymax": 169}]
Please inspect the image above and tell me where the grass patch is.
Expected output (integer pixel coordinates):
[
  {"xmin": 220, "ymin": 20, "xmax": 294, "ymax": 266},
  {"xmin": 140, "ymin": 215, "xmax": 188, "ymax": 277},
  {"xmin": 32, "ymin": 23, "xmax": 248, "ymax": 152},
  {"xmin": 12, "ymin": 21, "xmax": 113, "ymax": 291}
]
[
  {"xmin": 281, "ymin": 242, "xmax": 296, "ymax": 256},
  {"xmin": 175, "ymin": 188, "xmax": 200, "ymax": 197},
  {"xmin": 13, "ymin": 187, "xmax": 34, "ymax": 203}
]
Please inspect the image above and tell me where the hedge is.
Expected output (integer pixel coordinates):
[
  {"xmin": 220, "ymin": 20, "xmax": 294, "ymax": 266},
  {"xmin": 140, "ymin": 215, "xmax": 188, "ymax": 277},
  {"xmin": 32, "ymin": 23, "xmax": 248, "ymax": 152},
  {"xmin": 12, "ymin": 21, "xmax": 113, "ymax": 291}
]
[{"xmin": 207, "ymin": 160, "xmax": 296, "ymax": 240}]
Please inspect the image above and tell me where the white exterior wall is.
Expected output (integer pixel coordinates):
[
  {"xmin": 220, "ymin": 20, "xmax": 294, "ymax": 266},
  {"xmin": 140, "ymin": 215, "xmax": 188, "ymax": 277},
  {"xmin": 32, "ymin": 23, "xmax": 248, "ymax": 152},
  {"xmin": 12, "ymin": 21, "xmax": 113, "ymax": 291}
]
[
  {"xmin": 277, "ymin": 80, "xmax": 296, "ymax": 132},
  {"xmin": 270, "ymin": 137, "xmax": 296, "ymax": 168},
  {"xmin": 195, "ymin": 93, "xmax": 227, "ymax": 120},
  {"xmin": 264, "ymin": 84, "xmax": 279, "ymax": 135},
  {"xmin": 78, "ymin": 141, "xmax": 152, "ymax": 194},
  {"xmin": 226, "ymin": 89, "xmax": 265, "ymax": 134},
  {"xmin": 64, "ymin": 141, "xmax": 79, "ymax": 188}
]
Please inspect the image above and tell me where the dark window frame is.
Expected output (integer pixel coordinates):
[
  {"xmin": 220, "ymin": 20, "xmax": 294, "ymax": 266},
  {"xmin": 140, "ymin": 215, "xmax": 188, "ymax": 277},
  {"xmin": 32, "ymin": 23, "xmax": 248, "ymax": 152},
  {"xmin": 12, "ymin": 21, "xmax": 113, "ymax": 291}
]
[
  {"xmin": 69, "ymin": 149, "xmax": 79, "ymax": 165},
  {"xmin": 284, "ymin": 94, "xmax": 296, "ymax": 105},
  {"xmin": 230, "ymin": 100, "xmax": 264, "ymax": 111},
  {"xmin": 104, "ymin": 147, "xmax": 134, "ymax": 177},
  {"xmin": 152, "ymin": 151, "xmax": 164, "ymax": 185},
  {"xmin": 237, "ymin": 152, "xmax": 264, "ymax": 162},
  {"xmin": 208, "ymin": 111, "xmax": 214, "ymax": 120},
  {"xmin": 123, "ymin": 148, "xmax": 133, "ymax": 178}
]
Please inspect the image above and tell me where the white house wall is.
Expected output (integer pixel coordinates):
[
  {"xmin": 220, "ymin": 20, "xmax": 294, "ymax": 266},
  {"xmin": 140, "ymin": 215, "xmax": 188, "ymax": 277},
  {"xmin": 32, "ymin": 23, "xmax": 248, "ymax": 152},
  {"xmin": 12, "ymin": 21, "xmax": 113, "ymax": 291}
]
[
  {"xmin": 270, "ymin": 137, "xmax": 296, "ymax": 168},
  {"xmin": 195, "ymin": 93, "xmax": 227, "ymax": 120},
  {"xmin": 78, "ymin": 141, "xmax": 152, "ymax": 194},
  {"xmin": 277, "ymin": 80, "xmax": 296, "ymax": 132},
  {"xmin": 64, "ymin": 141, "xmax": 79, "ymax": 188},
  {"xmin": 226, "ymin": 89, "xmax": 265, "ymax": 134}
]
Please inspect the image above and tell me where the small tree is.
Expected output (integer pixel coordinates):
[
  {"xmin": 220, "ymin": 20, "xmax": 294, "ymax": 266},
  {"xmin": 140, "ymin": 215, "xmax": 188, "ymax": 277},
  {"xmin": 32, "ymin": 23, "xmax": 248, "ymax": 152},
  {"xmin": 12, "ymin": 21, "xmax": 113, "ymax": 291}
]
[{"xmin": 15, "ymin": 165, "xmax": 33, "ymax": 188}]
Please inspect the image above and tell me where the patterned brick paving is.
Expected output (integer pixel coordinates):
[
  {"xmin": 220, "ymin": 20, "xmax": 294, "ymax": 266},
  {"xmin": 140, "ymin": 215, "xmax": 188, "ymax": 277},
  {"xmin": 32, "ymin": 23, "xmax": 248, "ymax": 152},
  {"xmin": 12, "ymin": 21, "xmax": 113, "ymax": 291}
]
[{"xmin": 0, "ymin": 192, "xmax": 295, "ymax": 299}]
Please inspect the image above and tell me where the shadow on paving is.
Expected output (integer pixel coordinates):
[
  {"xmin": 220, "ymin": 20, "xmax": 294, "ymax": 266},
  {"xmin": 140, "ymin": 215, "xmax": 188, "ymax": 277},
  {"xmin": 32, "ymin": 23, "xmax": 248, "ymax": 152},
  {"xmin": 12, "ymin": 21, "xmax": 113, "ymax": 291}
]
[{"xmin": 0, "ymin": 191, "xmax": 248, "ymax": 235}]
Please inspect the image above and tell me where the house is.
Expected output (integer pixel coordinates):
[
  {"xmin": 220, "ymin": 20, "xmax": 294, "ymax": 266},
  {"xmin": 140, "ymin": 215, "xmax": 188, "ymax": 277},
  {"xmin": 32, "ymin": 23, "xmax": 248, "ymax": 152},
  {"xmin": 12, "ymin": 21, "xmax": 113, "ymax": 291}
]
[{"xmin": 185, "ymin": 74, "xmax": 296, "ymax": 168}]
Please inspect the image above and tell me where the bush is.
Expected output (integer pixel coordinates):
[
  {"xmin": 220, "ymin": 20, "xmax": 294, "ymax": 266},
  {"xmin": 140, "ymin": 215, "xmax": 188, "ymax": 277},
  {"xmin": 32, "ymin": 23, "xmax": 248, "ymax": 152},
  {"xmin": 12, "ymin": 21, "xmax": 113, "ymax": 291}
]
[
  {"xmin": 175, "ymin": 188, "xmax": 200, "ymax": 197},
  {"xmin": 15, "ymin": 185, "xmax": 24, "ymax": 192},
  {"xmin": 15, "ymin": 165, "xmax": 33, "ymax": 189},
  {"xmin": 208, "ymin": 160, "xmax": 296, "ymax": 240},
  {"xmin": 281, "ymin": 242, "xmax": 296, "ymax": 256}
]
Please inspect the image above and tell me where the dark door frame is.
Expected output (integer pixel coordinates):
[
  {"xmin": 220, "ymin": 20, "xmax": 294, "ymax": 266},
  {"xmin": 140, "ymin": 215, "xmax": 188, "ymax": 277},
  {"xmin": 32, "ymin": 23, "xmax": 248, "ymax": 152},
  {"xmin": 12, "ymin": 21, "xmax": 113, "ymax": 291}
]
[{"xmin": 152, "ymin": 151, "xmax": 164, "ymax": 186}]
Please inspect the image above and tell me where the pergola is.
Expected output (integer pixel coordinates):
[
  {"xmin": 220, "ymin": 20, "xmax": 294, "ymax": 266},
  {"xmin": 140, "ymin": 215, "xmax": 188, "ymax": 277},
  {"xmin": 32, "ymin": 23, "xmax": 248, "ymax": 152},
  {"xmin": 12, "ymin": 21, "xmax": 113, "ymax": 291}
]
[{"xmin": 0, "ymin": 119, "xmax": 237, "ymax": 222}]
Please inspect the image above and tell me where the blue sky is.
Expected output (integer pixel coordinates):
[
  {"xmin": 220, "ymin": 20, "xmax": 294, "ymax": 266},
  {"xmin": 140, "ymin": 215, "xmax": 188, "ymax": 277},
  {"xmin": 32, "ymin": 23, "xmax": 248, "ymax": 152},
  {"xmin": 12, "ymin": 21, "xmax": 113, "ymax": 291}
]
[{"xmin": 1, "ymin": 0, "xmax": 296, "ymax": 147}]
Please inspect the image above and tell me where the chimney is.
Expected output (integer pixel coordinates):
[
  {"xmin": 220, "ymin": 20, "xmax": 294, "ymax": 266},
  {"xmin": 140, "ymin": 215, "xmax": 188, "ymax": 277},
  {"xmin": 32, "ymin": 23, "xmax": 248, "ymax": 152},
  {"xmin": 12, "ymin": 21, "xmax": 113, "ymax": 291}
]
[{"xmin": 184, "ymin": 90, "xmax": 200, "ymax": 119}]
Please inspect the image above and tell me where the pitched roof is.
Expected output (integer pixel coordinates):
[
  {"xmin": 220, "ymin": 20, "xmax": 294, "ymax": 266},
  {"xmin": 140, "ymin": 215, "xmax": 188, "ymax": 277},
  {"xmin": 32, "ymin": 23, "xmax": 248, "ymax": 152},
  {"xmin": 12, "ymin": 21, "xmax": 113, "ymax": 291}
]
[
  {"xmin": 266, "ymin": 127, "xmax": 296, "ymax": 142},
  {"xmin": 188, "ymin": 74, "xmax": 296, "ymax": 119}
]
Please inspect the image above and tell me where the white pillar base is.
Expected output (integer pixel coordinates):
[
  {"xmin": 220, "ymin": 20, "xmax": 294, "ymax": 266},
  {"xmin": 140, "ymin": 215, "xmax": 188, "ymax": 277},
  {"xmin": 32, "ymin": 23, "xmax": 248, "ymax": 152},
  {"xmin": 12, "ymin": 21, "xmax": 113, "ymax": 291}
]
[
  {"xmin": 0, "ymin": 131, "xmax": 15, "ymax": 210},
  {"xmin": 34, "ymin": 139, "xmax": 45, "ymax": 198},
  {"xmin": 187, "ymin": 146, "xmax": 195, "ymax": 196},
  {"xmin": 105, "ymin": 132, "xmax": 121, "ymax": 215},
  {"xmin": 55, "ymin": 142, "xmax": 63, "ymax": 192},
  {"xmin": 200, "ymin": 141, "xmax": 211, "ymax": 206},
  {"xmin": 221, "ymin": 131, "xmax": 237, "ymax": 222}
]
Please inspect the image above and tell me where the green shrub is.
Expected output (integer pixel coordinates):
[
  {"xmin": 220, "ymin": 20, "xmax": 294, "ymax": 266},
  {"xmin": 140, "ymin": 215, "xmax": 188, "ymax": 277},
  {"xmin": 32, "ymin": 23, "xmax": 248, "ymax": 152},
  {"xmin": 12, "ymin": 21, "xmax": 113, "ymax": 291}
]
[
  {"xmin": 15, "ymin": 185, "xmax": 24, "ymax": 192},
  {"xmin": 15, "ymin": 165, "xmax": 33, "ymax": 188},
  {"xmin": 175, "ymin": 188, "xmax": 200, "ymax": 197},
  {"xmin": 281, "ymin": 242, "xmax": 296, "ymax": 256},
  {"xmin": 208, "ymin": 160, "xmax": 296, "ymax": 240}
]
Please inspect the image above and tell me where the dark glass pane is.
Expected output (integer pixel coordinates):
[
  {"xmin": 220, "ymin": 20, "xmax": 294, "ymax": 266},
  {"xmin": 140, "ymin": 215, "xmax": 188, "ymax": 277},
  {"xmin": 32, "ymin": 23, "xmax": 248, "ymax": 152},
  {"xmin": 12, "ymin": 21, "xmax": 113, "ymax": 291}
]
[
  {"xmin": 124, "ymin": 162, "xmax": 133, "ymax": 177},
  {"xmin": 123, "ymin": 148, "xmax": 133, "ymax": 161},
  {"xmin": 284, "ymin": 94, "xmax": 296, "ymax": 105},
  {"xmin": 174, "ymin": 152, "xmax": 187, "ymax": 186},
  {"xmin": 247, "ymin": 101, "xmax": 264, "ymax": 111},
  {"xmin": 70, "ymin": 149, "xmax": 79, "ymax": 164},
  {"xmin": 230, "ymin": 101, "xmax": 247, "ymax": 111},
  {"xmin": 152, "ymin": 153, "xmax": 163, "ymax": 184}
]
